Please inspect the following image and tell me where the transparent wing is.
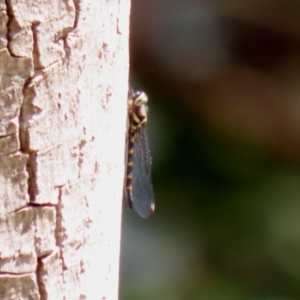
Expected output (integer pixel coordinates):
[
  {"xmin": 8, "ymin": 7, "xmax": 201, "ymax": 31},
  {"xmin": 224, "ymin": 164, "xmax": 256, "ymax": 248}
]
[{"xmin": 130, "ymin": 126, "xmax": 155, "ymax": 218}]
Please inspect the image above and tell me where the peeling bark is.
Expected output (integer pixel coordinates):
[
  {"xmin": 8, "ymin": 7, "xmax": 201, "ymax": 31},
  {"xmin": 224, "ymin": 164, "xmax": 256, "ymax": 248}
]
[{"xmin": 0, "ymin": 0, "xmax": 130, "ymax": 299}]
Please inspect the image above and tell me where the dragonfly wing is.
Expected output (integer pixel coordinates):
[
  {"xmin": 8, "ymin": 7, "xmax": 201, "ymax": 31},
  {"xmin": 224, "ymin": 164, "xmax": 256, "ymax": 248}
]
[{"xmin": 131, "ymin": 126, "xmax": 155, "ymax": 218}]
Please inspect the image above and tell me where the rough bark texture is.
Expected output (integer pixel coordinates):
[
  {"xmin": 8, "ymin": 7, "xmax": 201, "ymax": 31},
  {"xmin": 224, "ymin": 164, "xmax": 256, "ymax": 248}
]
[{"xmin": 0, "ymin": 0, "xmax": 130, "ymax": 299}]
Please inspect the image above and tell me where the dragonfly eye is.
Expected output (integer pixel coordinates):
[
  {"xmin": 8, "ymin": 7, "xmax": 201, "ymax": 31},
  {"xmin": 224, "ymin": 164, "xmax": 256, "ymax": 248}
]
[{"xmin": 133, "ymin": 91, "xmax": 148, "ymax": 106}]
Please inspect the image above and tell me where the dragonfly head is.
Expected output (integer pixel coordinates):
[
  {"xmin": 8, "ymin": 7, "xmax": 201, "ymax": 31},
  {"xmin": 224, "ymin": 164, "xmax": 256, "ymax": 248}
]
[{"xmin": 132, "ymin": 91, "xmax": 148, "ymax": 106}]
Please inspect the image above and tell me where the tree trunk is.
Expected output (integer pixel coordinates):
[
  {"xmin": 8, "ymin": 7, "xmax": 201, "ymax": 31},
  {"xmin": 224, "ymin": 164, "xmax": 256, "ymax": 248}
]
[{"xmin": 0, "ymin": 0, "xmax": 130, "ymax": 299}]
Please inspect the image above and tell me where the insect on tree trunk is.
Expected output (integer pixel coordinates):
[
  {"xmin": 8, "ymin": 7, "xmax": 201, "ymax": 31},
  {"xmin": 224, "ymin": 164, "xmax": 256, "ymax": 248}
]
[{"xmin": 0, "ymin": 0, "xmax": 130, "ymax": 299}]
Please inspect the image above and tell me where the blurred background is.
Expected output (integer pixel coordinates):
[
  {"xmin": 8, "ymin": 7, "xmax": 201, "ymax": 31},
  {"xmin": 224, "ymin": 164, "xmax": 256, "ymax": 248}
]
[{"xmin": 120, "ymin": 1, "xmax": 300, "ymax": 299}]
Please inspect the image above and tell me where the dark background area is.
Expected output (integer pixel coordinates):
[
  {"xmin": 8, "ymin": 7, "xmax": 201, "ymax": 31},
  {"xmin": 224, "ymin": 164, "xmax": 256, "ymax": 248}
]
[{"xmin": 121, "ymin": 1, "xmax": 300, "ymax": 299}]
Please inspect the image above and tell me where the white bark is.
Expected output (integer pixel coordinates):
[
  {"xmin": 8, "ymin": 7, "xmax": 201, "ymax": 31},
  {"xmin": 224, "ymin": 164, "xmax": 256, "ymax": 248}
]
[{"xmin": 0, "ymin": 0, "xmax": 130, "ymax": 299}]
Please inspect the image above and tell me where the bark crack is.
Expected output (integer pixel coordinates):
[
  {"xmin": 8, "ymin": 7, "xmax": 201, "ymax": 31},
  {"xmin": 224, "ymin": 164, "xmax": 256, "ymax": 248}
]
[
  {"xmin": 26, "ymin": 151, "xmax": 38, "ymax": 202},
  {"xmin": 36, "ymin": 249, "xmax": 55, "ymax": 299},
  {"xmin": 73, "ymin": 0, "xmax": 80, "ymax": 30},
  {"xmin": 0, "ymin": 271, "xmax": 36, "ymax": 276},
  {"xmin": 18, "ymin": 24, "xmax": 43, "ymax": 203},
  {"xmin": 62, "ymin": 0, "xmax": 80, "ymax": 64},
  {"xmin": 31, "ymin": 22, "xmax": 41, "ymax": 69},
  {"xmin": 54, "ymin": 187, "xmax": 65, "ymax": 268},
  {"xmin": 0, "ymin": 132, "xmax": 16, "ymax": 138},
  {"xmin": 36, "ymin": 257, "xmax": 46, "ymax": 300},
  {"xmin": 20, "ymin": 77, "xmax": 38, "ymax": 204},
  {"xmin": 4, "ymin": 0, "xmax": 15, "ymax": 57}
]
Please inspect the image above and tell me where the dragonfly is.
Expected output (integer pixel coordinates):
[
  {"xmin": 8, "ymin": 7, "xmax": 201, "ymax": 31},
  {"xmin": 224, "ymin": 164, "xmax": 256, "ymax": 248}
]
[{"xmin": 125, "ymin": 90, "xmax": 155, "ymax": 218}]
